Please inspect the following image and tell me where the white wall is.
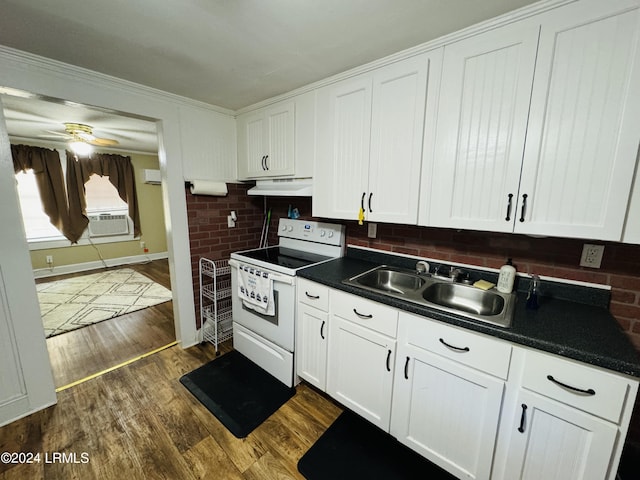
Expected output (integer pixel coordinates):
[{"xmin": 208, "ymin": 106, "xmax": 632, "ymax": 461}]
[{"xmin": 0, "ymin": 46, "xmax": 234, "ymax": 349}]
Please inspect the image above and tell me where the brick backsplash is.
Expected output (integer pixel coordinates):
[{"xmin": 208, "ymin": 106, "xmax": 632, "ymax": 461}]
[
  {"xmin": 186, "ymin": 192, "xmax": 640, "ymax": 350},
  {"xmin": 185, "ymin": 183, "xmax": 264, "ymax": 326}
]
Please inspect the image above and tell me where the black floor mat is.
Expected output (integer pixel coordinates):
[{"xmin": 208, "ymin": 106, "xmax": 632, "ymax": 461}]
[
  {"xmin": 179, "ymin": 350, "xmax": 295, "ymax": 438},
  {"xmin": 298, "ymin": 410, "xmax": 458, "ymax": 480}
]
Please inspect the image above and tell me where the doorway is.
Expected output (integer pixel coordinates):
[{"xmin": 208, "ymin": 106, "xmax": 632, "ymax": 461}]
[{"xmin": 2, "ymin": 92, "xmax": 177, "ymax": 389}]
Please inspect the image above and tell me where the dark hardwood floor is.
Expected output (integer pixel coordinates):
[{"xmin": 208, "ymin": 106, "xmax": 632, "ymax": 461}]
[
  {"xmin": 0, "ymin": 341, "xmax": 343, "ymax": 480},
  {"xmin": 0, "ymin": 259, "xmax": 344, "ymax": 479},
  {"xmin": 39, "ymin": 259, "xmax": 176, "ymax": 388}
]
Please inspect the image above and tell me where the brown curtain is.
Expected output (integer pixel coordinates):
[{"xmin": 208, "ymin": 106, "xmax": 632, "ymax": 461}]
[
  {"xmin": 66, "ymin": 152, "xmax": 142, "ymax": 243},
  {"xmin": 11, "ymin": 144, "xmax": 73, "ymax": 240}
]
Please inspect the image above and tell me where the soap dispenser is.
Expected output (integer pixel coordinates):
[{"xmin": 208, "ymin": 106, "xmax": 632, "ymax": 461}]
[{"xmin": 497, "ymin": 258, "xmax": 516, "ymax": 293}]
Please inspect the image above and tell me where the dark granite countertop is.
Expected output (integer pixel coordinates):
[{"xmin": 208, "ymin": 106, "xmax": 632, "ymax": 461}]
[{"xmin": 298, "ymin": 248, "xmax": 640, "ymax": 378}]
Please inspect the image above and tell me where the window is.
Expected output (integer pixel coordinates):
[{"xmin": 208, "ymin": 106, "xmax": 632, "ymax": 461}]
[
  {"xmin": 16, "ymin": 165, "xmax": 130, "ymax": 245},
  {"xmin": 15, "ymin": 170, "xmax": 62, "ymax": 240},
  {"xmin": 84, "ymin": 174, "xmax": 128, "ymax": 213}
]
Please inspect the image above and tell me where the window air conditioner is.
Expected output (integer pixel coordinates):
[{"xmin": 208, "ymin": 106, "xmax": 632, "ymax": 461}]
[{"xmin": 87, "ymin": 213, "xmax": 130, "ymax": 237}]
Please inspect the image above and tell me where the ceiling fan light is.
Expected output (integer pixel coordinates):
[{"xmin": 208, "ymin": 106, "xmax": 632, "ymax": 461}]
[{"xmin": 69, "ymin": 140, "xmax": 93, "ymax": 156}]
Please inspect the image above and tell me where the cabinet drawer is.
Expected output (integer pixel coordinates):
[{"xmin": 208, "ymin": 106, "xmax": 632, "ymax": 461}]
[
  {"xmin": 330, "ymin": 289, "xmax": 398, "ymax": 338},
  {"xmin": 400, "ymin": 312, "xmax": 512, "ymax": 379},
  {"xmin": 298, "ymin": 279, "xmax": 329, "ymax": 312},
  {"xmin": 522, "ymin": 350, "xmax": 631, "ymax": 423}
]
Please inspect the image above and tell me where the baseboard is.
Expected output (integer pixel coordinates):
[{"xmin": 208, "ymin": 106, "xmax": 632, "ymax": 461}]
[{"xmin": 33, "ymin": 251, "xmax": 169, "ymax": 279}]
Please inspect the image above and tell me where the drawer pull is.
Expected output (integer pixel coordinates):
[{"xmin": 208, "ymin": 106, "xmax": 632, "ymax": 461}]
[
  {"xmin": 353, "ymin": 308, "xmax": 373, "ymax": 319},
  {"xmin": 518, "ymin": 403, "xmax": 528, "ymax": 433},
  {"xmin": 320, "ymin": 320, "xmax": 325, "ymax": 340},
  {"xmin": 547, "ymin": 375, "xmax": 596, "ymax": 396},
  {"xmin": 386, "ymin": 349, "xmax": 392, "ymax": 372},
  {"xmin": 439, "ymin": 338, "xmax": 470, "ymax": 352},
  {"xmin": 305, "ymin": 291, "xmax": 320, "ymax": 300},
  {"xmin": 404, "ymin": 356, "xmax": 410, "ymax": 379}
]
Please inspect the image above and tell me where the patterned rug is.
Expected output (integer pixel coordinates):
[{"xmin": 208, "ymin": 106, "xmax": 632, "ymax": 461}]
[{"xmin": 37, "ymin": 268, "xmax": 173, "ymax": 338}]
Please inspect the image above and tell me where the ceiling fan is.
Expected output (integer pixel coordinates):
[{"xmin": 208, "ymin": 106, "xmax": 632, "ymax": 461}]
[
  {"xmin": 42, "ymin": 122, "xmax": 120, "ymax": 156},
  {"xmin": 46, "ymin": 123, "xmax": 120, "ymax": 147}
]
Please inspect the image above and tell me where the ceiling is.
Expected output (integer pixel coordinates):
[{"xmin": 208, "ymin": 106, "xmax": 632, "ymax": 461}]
[
  {"xmin": 0, "ymin": 0, "xmax": 540, "ymax": 152},
  {"xmin": 2, "ymin": 94, "xmax": 159, "ymax": 154}
]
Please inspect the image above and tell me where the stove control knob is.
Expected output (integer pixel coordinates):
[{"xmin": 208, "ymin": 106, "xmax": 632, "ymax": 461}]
[
  {"xmin": 320, "ymin": 230, "xmax": 326, "ymax": 237},
  {"xmin": 287, "ymin": 225, "xmax": 293, "ymax": 232},
  {"xmin": 328, "ymin": 231, "xmax": 334, "ymax": 238},
  {"xmin": 281, "ymin": 225, "xmax": 287, "ymax": 231}
]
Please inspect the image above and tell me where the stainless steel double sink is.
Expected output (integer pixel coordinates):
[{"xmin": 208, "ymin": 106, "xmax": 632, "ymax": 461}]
[{"xmin": 342, "ymin": 265, "xmax": 516, "ymax": 328}]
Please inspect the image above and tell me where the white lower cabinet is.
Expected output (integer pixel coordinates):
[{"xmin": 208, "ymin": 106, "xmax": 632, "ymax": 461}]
[
  {"xmin": 327, "ymin": 314, "xmax": 396, "ymax": 431},
  {"xmin": 296, "ymin": 303, "xmax": 328, "ymax": 390},
  {"xmin": 502, "ymin": 389, "xmax": 618, "ymax": 480},
  {"xmin": 294, "ymin": 281, "xmax": 638, "ymax": 479},
  {"xmin": 495, "ymin": 349, "xmax": 637, "ymax": 480},
  {"xmin": 391, "ymin": 313, "xmax": 507, "ymax": 480},
  {"xmin": 296, "ymin": 279, "xmax": 330, "ymax": 390}
]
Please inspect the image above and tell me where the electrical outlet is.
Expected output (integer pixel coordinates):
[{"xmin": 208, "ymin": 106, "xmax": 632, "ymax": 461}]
[
  {"xmin": 368, "ymin": 223, "xmax": 377, "ymax": 239},
  {"xmin": 580, "ymin": 244, "xmax": 604, "ymax": 268},
  {"xmin": 227, "ymin": 215, "xmax": 236, "ymax": 228},
  {"xmin": 46, "ymin": 255, "xmax": 53, "ymax": 265},
  {"xmin": 140, "ymin": 241, "xmax": 146, "ymax": 249}
]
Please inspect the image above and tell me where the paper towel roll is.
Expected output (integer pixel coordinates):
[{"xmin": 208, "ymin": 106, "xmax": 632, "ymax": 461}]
[{"xmin": 189, "ymin": 180, "xmax": 228, "ymax": 196}]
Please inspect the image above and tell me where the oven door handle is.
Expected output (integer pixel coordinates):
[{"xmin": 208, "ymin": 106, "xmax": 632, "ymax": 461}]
[{"xmin": 229, "ymin": 259, "xmax": 295, "ymax": 285}]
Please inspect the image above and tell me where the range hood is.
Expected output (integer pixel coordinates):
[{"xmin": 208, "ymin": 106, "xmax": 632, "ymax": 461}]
[{"xmin": 247, "ymin": 178, "xmax": 313, "ymax": 197}]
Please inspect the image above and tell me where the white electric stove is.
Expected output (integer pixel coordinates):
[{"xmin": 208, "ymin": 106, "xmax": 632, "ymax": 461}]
[{"xmin": 229, "ymin": 218, "xmax": 345, "ymax": 386}]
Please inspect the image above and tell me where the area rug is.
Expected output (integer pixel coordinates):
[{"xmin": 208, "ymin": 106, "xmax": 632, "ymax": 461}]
[
  {"xmin": 37, "ymin": 268, "xmax": 172, "ymax": 338},
  {"xmin": 179, "ymin": 350, "xmax": 296, "ymax": 438},
  {"xmin": 298, "ymin": 410, "xmax": 458, "ymax": 480}
]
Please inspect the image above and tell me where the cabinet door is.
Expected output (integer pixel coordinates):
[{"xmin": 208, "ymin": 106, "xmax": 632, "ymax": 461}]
[
  {"xmin": 314, "ymin": 75, "xmax": 373, "ymax": 220},
  {"xmin": 263, "ymin": 102, "xmax": 295, "ymax": 176},
  {"xmin": 179, "ymin": 105, "xmax": 237, "ymax": 182},
  {"xmin": 503, "ymin": 389, "xmax": 618, "ymax": 480},
  {"xmin": 327, "ymin": 315, "xmax": 395, "ymax": 431},
  {"xmin": 428, "ymin": 20, "xmax": 540, "ymax": 232},
  {"xmin": 391, "ymin": 344, "xmax": 504, "ymax": 480},
  {"xmin": 237, "ymin": 102, "xmax": 295, "ymax": 179},
  {"xmin": 367, "ymin": 54, "xmax": 431, "ymax": 224},
  {"xmin": 237, "ymin": 111, "xmax": 265, "ymax": 178},
  {"xmin": 516, "ymin": 0, "xmax": 640, "ymax": 240},
  {"xmin": 296, "ymin": 303, "xmax": 328, "ymax": 391}
]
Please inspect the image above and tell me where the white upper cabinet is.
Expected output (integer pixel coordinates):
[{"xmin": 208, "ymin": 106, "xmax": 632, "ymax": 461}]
[
  {"xmin": 314, "ymin": 74, "xmax": 372, "ymax": 220},
  {"xmin": 314, "ymin": 51, "xmax": 441, "ymax": 223},
  {"xmin": 424, "ymin": 20, "xmax": 539, "ymax": 232},
  {"xmin": 179, "ymin": 104, "xmax": 237, "ymax": 182},
  {"xmin": 237, "ymin": 100, "xmax": 295, "ymax": 179},
  {"xmin": 425, "ymin": 0, "xmax": 640, "ymax": 240},
  {"xmin": 518, "ymin": 0, "xmax": 640, "ymax": 240}
]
